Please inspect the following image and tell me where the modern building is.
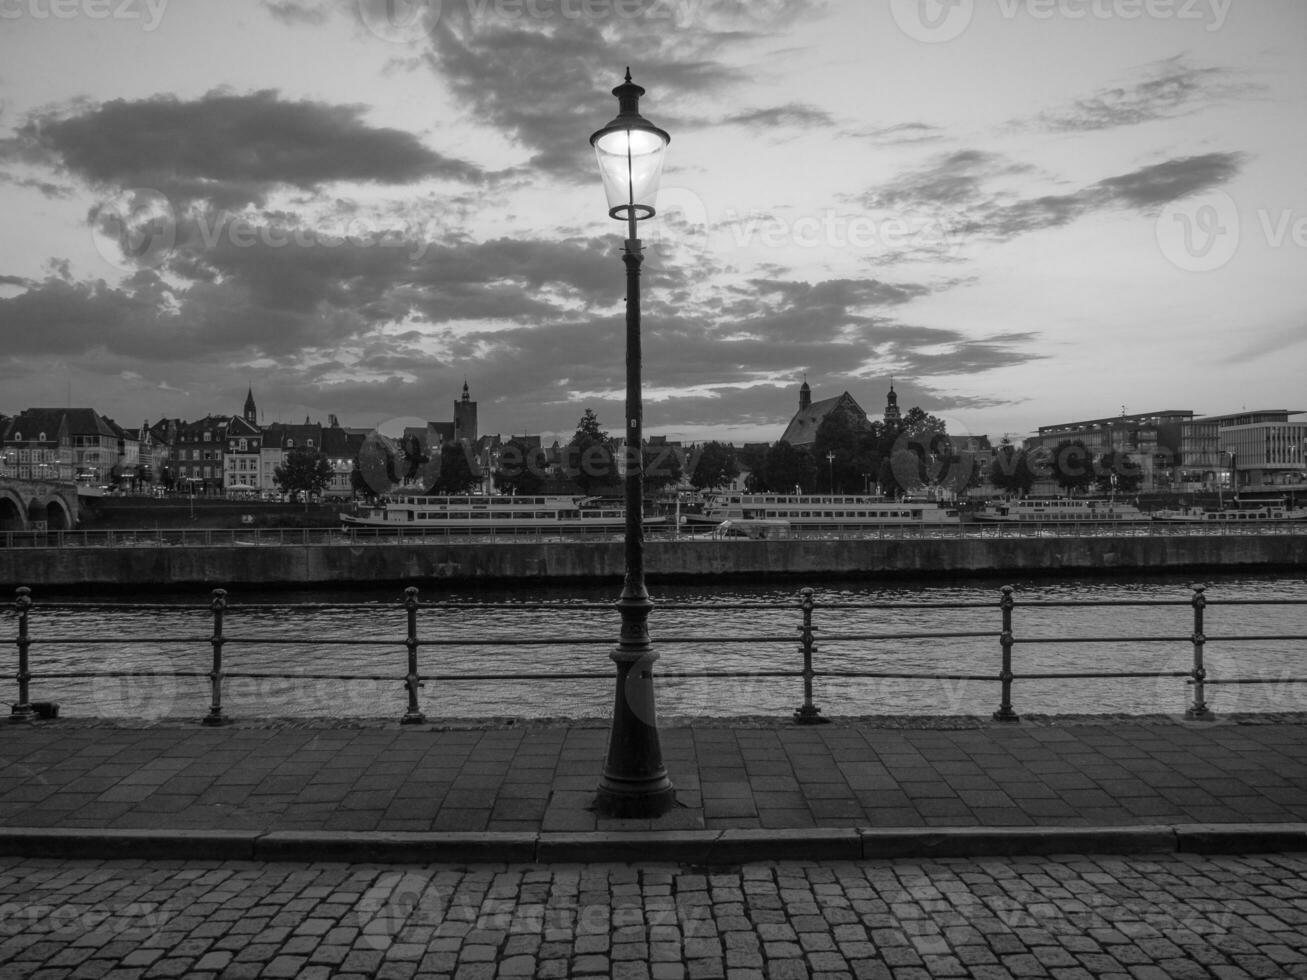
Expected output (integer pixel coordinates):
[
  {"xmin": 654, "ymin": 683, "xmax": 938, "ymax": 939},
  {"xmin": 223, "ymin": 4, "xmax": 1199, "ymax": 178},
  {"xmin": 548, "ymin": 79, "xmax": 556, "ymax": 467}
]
[
  {"xmin": 1027, "ymin": 410, "xmax": 1194, "ymax": 490},
  {"xmin": 1200, "ymin": 410, "xmax": 1307, "ymax": 490}
]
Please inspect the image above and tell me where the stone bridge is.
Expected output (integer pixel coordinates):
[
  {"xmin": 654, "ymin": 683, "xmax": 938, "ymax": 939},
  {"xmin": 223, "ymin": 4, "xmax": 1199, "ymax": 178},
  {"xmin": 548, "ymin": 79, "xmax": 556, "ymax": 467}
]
[{"xmin": 0, "ymin": 478, "xmax": 79, "ymax": 531}]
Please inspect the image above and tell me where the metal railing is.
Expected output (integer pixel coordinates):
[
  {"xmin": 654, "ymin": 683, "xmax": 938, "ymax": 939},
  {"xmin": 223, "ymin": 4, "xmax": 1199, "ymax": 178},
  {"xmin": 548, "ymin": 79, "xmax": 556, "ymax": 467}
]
[
  {"xmin": 7, "ymin": 585, "xmax": 1305, "ymax": 725},
  {"xmin": 3, "ymin": 521, "xmax": 1306, "ymax": 548}
]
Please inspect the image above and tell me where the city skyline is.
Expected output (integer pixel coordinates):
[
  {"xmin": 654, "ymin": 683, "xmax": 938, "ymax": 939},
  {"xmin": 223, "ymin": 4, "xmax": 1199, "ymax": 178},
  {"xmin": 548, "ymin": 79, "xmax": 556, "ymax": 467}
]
[{"xmin": 1, "ymin": 1, "xmax": 1304, "ymax": 447}]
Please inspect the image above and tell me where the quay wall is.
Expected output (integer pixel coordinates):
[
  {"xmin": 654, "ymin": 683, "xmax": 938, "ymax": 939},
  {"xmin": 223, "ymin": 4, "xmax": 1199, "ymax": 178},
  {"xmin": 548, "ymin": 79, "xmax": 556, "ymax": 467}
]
[{"xmin": 2, "ymin": 534, "xmax": 1304, "ymax": 589}]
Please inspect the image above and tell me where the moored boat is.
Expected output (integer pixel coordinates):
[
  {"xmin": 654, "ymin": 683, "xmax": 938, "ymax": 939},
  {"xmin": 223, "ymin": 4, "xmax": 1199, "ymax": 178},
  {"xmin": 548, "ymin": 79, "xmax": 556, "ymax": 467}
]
[
  {"xmin": 683, "ymin": 493, "xmax": 959, "ymax": 528},
  {"xmin": 1151, "ymin": 502, "xmax": 1307, "ymax": 523},
  {"xmin": 975, "ymin": 497, "xmax": 1149, "ymax": 523},
  {"xmin": 342, "ymin": 494, "xmax": 663, "ymax": 531}
]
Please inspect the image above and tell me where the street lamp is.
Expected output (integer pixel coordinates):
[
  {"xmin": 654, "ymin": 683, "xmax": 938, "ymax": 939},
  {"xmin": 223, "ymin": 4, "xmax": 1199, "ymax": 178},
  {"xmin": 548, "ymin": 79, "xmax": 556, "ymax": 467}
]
[
  {"xmin": 827, "ymin": 451, "xmax": 836, "ymax": 493},
  {"xmin": 590, "ymin": 68, "xmax": 675, "ymax": 818}
]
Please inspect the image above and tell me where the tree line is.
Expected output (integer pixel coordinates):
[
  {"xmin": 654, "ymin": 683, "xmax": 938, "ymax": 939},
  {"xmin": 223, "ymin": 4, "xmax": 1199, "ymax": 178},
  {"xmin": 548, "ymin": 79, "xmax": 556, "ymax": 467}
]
[{"xmin": 271, "ymin": 407, "xmax": 1146, "ymax": 501}]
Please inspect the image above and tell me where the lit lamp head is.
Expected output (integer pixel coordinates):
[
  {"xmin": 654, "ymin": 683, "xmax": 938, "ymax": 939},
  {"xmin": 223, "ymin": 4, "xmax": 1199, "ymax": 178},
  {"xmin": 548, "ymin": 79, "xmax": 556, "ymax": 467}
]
[{"xmin": 590, "ymin": 68, "xmax": 670, "ymax": 236}]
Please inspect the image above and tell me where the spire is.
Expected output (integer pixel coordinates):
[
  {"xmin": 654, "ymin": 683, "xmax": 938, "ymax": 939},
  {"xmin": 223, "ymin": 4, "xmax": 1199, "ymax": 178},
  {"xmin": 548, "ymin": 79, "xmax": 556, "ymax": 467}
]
[
  {"xmin": 461, "ymin": 379, "xmax": 470, "ymax": 402},
  {"xmin": 884, "ymin": 378, "xmax": 901, "ymax": 425},
  {"xmin": 243, "ymin": 386, "xmax": 257, "ymax": 425},
  {"xmin": 798, "ymin": 375, "xmax": 811, "ymax": 411}
]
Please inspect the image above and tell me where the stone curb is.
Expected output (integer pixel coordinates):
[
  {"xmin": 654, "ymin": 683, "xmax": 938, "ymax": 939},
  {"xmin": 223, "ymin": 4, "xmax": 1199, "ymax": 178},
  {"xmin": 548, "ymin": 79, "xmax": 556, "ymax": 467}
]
[{"xmin": 2, "ymin": 825, "xmax": 1307, "ymax": 864}]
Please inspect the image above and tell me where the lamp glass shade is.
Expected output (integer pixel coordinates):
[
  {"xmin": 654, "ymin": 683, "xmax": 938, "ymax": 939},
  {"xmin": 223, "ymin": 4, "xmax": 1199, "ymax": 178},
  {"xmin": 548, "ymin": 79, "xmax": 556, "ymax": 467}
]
[{"xmin": 592, "ymin": 124, "xmax": 669, "ymax": 221}]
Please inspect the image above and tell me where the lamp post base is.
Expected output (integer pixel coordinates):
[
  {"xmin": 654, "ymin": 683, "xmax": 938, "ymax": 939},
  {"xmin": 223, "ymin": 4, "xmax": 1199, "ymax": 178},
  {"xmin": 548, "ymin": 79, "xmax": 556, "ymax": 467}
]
[{"xmin": 594, "ymin": 646, "xmax": 675, "ymax": 819}]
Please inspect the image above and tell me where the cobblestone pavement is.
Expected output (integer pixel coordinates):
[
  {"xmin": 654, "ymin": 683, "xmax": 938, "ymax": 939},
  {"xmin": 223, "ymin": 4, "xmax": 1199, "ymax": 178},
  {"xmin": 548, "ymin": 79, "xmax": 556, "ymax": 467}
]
[{"xmin": 3, "ymin": 853, "xmax": 1307, "ymax": 979}]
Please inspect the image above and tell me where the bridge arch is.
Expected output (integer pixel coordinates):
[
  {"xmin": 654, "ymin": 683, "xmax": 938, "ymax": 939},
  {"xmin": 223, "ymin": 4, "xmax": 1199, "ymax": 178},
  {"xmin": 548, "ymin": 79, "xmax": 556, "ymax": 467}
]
[
  {"xmin": 30, "ymin": 495, "xmax": 73, "ymax": 530},
  {"xmin": 0, "ymin": 491, "xmax": 22, "ymax": 530}
]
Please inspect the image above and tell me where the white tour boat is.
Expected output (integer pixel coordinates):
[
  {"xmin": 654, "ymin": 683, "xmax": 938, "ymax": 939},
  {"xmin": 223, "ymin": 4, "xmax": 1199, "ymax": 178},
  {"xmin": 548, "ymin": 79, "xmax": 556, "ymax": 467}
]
[
  {"xmin": 975, "ymin": 497, "xmax": 1149, "ymax": 523},
  {"xmin": 1150, "ymin": 502, "xmax": 1307, "ymax": 524},
  {"xmin": 342, "ymin": 494, "xmax": 664, "ymax": 531},
  {"xmin": 684, "ymin": 493, "xmax": 960, "ymax": 528}
]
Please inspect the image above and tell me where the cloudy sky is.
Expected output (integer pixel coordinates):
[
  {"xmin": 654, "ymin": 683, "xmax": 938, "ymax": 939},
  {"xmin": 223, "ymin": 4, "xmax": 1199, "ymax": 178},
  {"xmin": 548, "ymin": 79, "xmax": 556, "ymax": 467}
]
[{"xmin": 1, "ymin": 0, "xmax": 1303, "ymax": 446}]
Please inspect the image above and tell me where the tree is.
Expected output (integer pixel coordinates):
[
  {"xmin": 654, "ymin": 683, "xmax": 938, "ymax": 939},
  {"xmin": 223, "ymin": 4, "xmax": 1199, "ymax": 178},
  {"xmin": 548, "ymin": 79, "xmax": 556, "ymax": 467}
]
[
  {"xmin": 349, "ymin": 461, "xmax": 372, "ymax": 499},
  {"xmin": 430, "ymin": 443, "xmax": 480, "ymax": 495},
  {"xmin": 399, "ymin": 432, "xmax": 429, "ymax": 482},
  {"xmin": 901, "ymin": 406, "xmax": 947, "ymax": 439},
  {"xmin": 689, "ymin": 441, "xmax": 740, "ymax": 491},
  {"xmin": 1093, "ymin": 451, "xmax": 1144, "ymax": 495},
  {"xmin": 1049, "ymin": 439, "xmax": 1094, "ymax": 496},
  {"xmin": 643, "ymin": 443, "xmax": 683, "ymax": 495},
  {"xmin": 989, "ymin": 443, "xmax": 1037, "ymax": 495},
  {"xmin": 812, "ymin": 411, "xmax": 867, "ymax": 493},
  {"xmin": 274, "ymin": 447, "xmax": 333, "ymax": 501},
  {"xmin": 757, "ymin": 441, "xmax": 817, "ymax": 494},
  {"xmin": 566, "ymin": 408, "xmax": 616, "ymax": 495},
  {"xmin": 494, "ymin": 439, "xmax": 546, "ymax": 495}
]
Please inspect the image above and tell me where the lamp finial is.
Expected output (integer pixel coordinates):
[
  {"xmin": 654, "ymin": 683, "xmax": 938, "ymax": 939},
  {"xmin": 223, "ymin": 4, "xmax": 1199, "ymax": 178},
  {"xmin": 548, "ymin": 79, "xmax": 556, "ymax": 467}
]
[{"xmin": 624, "ymin": 66, "xmax": 632, "ymax": 83}]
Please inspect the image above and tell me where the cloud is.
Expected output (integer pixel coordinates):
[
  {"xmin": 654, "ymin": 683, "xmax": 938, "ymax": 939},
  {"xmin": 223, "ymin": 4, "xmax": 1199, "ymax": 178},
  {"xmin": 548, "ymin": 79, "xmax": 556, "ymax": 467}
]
[
  {"xmin": 721, "ymin": 104, "xmax": 835, "ymax": 130},
  {"xmin": 1030, "ymin": 57, "xmax": 1264, "ymax": 133},
  {"xmin": 406, "ymin": 0, "xmax": 826, "ymax": 179},
  {"xmin": 9, "ymin": 90, "xmax": 482, "ymax": 210},
  {"xmin": 263, "ymin": 0, "xmax": 329, "ymax": 25},
  {"xmin": 856, "ymin": 122, "xmax": 947, "ymax": 146},
  {"xmin": 864, "ymin": 149, "xmax": 1246, "ymax": 243}
]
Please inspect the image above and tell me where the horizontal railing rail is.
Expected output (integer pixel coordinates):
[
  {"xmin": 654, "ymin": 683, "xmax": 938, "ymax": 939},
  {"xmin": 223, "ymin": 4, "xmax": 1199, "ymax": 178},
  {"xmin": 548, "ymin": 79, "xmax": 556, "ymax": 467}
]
[{"xmin": 6, "ymin": 585, "xmax": 1306, "ymax": 725}]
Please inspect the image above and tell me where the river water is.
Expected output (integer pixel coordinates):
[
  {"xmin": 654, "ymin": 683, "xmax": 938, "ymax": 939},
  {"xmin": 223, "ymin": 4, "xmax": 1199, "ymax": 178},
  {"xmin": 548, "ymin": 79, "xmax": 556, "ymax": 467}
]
[{"xmin": 7, "ymin": 573, "xmax": 1305, "ymax": 721}]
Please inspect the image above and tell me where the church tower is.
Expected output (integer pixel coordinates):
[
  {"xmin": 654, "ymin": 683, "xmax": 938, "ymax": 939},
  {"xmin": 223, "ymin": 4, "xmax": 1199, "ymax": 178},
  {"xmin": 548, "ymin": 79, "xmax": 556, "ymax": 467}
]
[
  {"xmin": 798, "ymin": 378, "xmax": 811, "ymax": 411},
  {"xmin": 243, "ymin": 387, "xmax": 257, "ymax": 426},
  {"xmin": 453, "ymin": 380, "xmax": 478, "ymax": 444},
  {"xmin": 883, "ymin": 380, "xmax": 901, "ymax": 427}
]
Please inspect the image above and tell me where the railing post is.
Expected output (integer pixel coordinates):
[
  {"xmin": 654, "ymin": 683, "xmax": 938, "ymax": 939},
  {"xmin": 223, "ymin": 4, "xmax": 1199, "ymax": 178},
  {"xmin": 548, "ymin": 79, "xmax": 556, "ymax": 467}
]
[
  {"xmin": 993, "ymin": 585, "xmax": 1020, "ymax": 722},
  {"xmin": 1186, "ymin": 584, "xmax": 1212, "ymax": 720},
  {"xmin": 401, "ymin": 586, "xmax": 426, "ymax": 724},
  {"xmin": 793, "ymin": 588, "xmax": 828, "ymax": 724},
  {"xmin": 11, "ymin": 587, "xmax": 33, "ymax": 724},
  {"xmin": 203, "ymin": 588, "xmax": 228, "ymax": 726}
]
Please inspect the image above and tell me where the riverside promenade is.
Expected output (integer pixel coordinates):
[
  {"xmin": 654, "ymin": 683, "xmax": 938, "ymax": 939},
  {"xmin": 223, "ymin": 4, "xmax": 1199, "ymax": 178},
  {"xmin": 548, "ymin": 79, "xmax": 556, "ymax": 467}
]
[{"xmin": 4, "ymin": 715, "xmax": 1307, "ymax": 978}]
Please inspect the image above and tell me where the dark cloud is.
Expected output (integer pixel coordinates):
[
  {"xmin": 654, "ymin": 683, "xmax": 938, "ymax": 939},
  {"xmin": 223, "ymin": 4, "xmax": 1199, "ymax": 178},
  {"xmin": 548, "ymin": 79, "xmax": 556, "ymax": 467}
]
[
  {"xmin": 406, "ymin": 0, "xmax": 826, "ymax": 179},
  {"xmin": 1031, "ymin": 58, "xmax": 1264, "ymax": 133},
  {"xmin": 865, "ymin": 149, "xmax": 1246, "ymax": 243},
  {"xmin": 9, "ymin": 90, "xmax": 482, "ymax": 210},
  {"xmin": 263, "ymin": 0, "xmax": 329, "ymax": 25},
  {"xmin": 721, "ymin": 104, "xmax": 835, "ymax": 130},
  {"xmin": 856, "ymin": 122, "xmax": 946, "ymax": 146}
]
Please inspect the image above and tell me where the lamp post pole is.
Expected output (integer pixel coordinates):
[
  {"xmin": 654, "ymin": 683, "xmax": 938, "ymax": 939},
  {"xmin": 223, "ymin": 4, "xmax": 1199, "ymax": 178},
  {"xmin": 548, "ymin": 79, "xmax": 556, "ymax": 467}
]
[
  {"xmin": 591, "ymin": 69, "xmax": 674, "ymax": 818},
  {"xmin": 827, "ymin": 451, "xmax": 836, "ymax": 493}
]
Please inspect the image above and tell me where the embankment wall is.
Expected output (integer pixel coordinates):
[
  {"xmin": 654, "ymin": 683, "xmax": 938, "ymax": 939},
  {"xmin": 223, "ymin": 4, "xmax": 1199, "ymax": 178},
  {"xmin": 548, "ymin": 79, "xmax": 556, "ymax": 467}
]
[{"xmin": 2, "ymin": 534, "xmax": 1303, "ymax": 590}]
